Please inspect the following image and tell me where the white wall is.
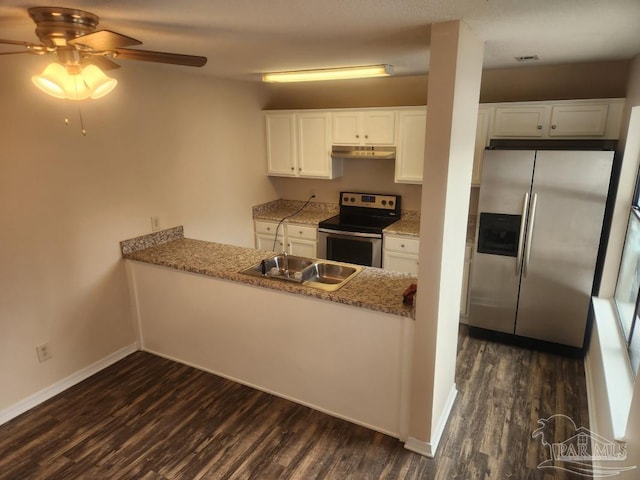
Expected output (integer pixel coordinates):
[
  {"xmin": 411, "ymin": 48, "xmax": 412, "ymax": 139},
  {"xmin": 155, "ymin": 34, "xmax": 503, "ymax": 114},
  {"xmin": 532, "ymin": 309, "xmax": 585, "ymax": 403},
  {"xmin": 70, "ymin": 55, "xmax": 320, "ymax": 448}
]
[{"xmin": 0, "ymin": 55, "xmax": 274, "ymax": 413}]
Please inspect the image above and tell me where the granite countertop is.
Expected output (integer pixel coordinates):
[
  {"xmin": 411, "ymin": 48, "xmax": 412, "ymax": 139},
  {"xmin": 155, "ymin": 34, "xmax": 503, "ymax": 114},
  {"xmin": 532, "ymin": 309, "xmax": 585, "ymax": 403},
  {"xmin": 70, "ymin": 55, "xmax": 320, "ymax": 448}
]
[
  {"xmin": 121, "ymin": 227, "xmax": 416, "ymax": 319},
  {"xmin": 252, "ymin": 199, "xmax": 338, "ymax": 225},
  {"xmin": 384, "ymin": 211, "xmax": 477, "ymax": 245}
]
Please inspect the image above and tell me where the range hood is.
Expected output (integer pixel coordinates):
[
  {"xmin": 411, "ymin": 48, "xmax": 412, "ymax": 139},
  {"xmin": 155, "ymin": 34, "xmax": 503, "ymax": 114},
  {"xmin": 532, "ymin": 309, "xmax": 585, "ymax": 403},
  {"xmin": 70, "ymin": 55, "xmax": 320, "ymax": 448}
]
[{"xmin": 331, "ymin": 145, "xmax": 396, "ymax": 159}]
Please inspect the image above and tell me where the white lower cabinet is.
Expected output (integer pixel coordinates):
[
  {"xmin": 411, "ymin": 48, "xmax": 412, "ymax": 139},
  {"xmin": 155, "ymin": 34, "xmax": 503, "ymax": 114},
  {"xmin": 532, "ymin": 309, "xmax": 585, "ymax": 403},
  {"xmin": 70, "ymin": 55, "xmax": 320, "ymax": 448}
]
[
  {"xmin": 254, "ymin": 220, "xmax": 317, "ymax": 257},
  {"xmin": 286, "ymin": 223, "xmax": 318, "ymax": 257},
  {"xmin": 383, "ymin": 234, "xmax": 420, "ymax": 275},
  {"xmin": 383, "ymin": 234, "xmax": 473, "ymax": 319},
  {"xmin": 255, "ymin": 220, "xmax": 285, "ymax": 251}
]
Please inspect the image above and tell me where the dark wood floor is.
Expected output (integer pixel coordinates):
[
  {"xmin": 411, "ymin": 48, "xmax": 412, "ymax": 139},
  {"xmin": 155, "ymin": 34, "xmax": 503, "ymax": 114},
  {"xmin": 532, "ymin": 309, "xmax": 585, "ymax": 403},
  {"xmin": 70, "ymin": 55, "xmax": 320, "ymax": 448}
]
[{"xmin": 0, "ymin": 325, "xmax": 590, "ymax": 479}]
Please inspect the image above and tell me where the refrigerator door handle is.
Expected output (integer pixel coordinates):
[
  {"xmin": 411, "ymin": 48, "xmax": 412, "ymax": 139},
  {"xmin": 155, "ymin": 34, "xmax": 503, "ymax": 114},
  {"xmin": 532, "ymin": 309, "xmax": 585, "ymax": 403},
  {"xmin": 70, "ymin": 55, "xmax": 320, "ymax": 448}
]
[
  {"xmin": 515, "ymin": 192, "xmax": 530, "ymax": 276},
  {"xmin": 523, "ymin": 193, "xmax": 538, "ymax": 278}
]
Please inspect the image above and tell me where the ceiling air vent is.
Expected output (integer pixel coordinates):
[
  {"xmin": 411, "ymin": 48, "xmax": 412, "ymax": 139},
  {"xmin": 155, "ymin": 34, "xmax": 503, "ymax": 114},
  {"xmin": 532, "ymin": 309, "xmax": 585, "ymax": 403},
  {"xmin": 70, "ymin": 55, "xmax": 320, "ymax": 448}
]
[{"xmin": 515, "ymin": 55, "xmax": 540, "ymax": 62}]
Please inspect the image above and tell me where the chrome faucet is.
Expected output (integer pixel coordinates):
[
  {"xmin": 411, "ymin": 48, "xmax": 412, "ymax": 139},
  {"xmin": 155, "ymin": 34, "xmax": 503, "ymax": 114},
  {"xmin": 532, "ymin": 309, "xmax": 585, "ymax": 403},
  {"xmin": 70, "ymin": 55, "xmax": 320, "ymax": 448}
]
[{"xmin": 282, "ymin": 250, "xmax": 289, "ymax": 277}]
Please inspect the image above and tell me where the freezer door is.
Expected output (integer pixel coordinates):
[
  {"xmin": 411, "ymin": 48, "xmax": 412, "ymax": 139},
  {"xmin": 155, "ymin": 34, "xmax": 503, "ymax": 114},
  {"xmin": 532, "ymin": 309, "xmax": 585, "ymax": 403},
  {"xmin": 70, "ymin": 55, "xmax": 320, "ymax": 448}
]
[
  {"xmin": 515, "ymin": 150, "xmax": 613, "ymax": 347},
  {"xmin": 468, "ymin": 150, "xmax": 535, "ymax": 333}
]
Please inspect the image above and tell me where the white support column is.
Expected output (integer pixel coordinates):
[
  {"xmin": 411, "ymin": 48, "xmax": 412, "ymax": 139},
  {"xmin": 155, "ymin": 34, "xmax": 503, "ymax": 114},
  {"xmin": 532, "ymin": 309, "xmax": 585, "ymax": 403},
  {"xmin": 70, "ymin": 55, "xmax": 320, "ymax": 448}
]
[{"xmin": 405, "ymin": 20, "xmax": 484, "ymax": 458}]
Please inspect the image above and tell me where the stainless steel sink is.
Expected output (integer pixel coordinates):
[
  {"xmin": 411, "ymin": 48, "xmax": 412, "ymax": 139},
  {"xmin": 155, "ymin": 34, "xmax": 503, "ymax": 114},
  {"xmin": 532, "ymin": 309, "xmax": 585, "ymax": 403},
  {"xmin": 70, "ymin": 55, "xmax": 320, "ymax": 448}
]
[
  {"xmin": 239, "ymin": 254, "xmax": 363, "ymax": 291},
  {"xmin": 300, "ymin": 262, "xmax": 359, "ymax": 285}
]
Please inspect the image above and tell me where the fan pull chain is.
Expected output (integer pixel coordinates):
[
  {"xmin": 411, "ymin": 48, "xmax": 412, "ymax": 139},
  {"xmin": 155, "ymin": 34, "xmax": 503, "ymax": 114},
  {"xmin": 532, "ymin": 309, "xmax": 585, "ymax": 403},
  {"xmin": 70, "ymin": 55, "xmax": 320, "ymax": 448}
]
[
  {"xmin": 78, "ymin": 106, "xmax": 86, "ymax": 136},
  {"xmin": 63, "ymin": 110, "xmax": 87, "ymax": 136}
]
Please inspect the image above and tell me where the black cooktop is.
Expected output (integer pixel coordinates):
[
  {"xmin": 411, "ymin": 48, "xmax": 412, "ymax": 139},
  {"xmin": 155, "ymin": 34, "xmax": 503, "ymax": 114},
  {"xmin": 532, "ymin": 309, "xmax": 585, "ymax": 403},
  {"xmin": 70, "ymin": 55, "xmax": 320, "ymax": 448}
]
[
  {"xmin": 318, "ymin": 192, "xmax": 402, "ymax": 235},
  {"xmin": 318, "ymin": 213, "xmax": 399, "ymax": 234}
]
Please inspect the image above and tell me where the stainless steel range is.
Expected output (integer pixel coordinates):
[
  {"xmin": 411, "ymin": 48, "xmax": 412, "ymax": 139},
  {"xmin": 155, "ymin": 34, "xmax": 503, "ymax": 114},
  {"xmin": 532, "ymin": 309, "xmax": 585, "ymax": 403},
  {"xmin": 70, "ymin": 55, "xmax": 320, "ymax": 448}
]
[{"xmin": 318, "ymin": 192, "xmax": 401, "ymax": 268}]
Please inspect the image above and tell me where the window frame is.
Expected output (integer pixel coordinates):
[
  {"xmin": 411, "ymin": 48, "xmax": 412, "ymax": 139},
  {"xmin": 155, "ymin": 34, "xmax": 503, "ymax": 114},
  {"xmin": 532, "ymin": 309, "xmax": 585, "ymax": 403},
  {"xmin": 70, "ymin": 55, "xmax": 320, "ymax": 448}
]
[{"xmin": 614, "ymin": 162, "xmax": 640, "ymax": 375}]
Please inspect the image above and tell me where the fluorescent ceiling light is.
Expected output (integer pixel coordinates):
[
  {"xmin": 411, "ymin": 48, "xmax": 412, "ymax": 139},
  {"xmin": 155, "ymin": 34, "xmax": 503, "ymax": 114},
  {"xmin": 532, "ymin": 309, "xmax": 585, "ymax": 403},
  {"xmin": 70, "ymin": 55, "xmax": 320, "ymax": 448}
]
[{"xmin": 262, "ymin": 64, "xmax": 393, "ymax": 83}]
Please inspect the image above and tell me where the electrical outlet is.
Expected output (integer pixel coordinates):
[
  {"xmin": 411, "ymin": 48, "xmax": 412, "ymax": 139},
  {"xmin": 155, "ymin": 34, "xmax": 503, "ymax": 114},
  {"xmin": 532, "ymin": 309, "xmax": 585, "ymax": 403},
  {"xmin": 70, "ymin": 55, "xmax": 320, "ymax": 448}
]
[
  {"xmin": 150, "ymin": 216, "xmax": 161, "ymax": 232},
  {"xmin": 36, "ymin": 343, "xmax": 52, "ymax": 363}
]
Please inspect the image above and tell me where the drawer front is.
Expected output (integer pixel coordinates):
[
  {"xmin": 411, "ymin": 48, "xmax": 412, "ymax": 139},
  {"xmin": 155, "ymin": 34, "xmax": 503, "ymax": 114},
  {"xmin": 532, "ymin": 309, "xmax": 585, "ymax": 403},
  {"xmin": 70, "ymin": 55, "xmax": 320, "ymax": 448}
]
[
  {"xmin": 255, "ymin": 220, "xmax": 280, "ymax": 236},
  {"xmin": 384, "ymin": 235, "xmax": 420, "ymax": 254},
  {"xmin": 286, "ymin": 223, "xmax": 317, "ymax": 240}
]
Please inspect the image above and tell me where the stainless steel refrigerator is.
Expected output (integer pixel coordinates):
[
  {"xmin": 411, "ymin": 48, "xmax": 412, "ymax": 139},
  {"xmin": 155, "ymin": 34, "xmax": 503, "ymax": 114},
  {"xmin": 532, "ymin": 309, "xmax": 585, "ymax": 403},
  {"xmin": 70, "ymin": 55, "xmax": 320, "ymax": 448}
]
[{"xmin": 468, "ymin": 148, "xmax": 614, "ymax": 348}]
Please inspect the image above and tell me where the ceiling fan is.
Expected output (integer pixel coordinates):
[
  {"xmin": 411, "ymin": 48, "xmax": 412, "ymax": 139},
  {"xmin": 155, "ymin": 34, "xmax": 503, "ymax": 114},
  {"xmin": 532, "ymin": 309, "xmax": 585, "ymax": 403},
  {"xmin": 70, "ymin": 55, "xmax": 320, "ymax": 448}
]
[{"xmin": 0, "ymin": 6, "xmax": 207, "ymax": 99}]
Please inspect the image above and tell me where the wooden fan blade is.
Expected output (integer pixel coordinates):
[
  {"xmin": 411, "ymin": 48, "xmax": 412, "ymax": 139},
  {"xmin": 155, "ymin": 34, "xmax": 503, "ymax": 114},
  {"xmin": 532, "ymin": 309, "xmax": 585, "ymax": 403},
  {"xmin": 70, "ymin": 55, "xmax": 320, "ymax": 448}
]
[
  {"xmin": 113, "ymin": 48, "xmax": 207, "ymax": 67},
  {"xmin": 0, "ymin": 51, "xmax": 33, "ymax": 55},
  {"xmin": 69, "ymin": 30, "xmax": 142, "ymax": 50},
  {"xmin": 0, "ymin": 38, "xmax": 39, "ymax": 47},
  {"xmin": 83, "ymin": 55, "xmax": 121, "ymax": 71}
]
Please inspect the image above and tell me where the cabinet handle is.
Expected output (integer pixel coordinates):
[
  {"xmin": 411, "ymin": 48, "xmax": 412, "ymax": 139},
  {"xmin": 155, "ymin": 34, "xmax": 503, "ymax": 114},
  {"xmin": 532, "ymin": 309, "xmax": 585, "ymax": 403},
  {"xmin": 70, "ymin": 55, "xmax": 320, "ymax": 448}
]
[
  {"xmin": 400, "ymin": 244, "xmax": 405, "ymax": 248},
  {"xmin": 365, "ymin": 134, "xmax": 369, "ymax": 139},
  {"xmin": 537, "ymin": 125, "xmax": 542, "ymax": 130},
  {"xmin": 551, "ymin": 124, "xmax": 557, "ymax": 129},
  {"xmin": 299, "ymin": 231, "xmax": 303, "ymax": 235},
  {"xmin": 267, "ymin": 227, "xmax": 271, "ymax": 231},
  {"xmin": 355, "ymin": 134, "xmax": 360, "ymax": 138},
  {"xmin": 298, "ymin": 167, "xmax": 302, "ymax": 171},
  {"xmin": 290, "ymin": 166, "xmax": 294, "ymax": 171}
]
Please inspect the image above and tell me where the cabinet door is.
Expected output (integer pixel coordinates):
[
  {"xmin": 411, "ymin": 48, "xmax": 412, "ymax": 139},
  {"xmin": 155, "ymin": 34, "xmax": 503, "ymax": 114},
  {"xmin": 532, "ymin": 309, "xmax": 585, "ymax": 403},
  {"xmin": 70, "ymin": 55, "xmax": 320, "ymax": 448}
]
[
  {"xmin": 362, "ymin": 111, "xmax": 395, "ymax": 144},
  {"xmin": 256, "ymin": 233, "xmax": 285, "ymax": 252},
  {"xmin": 383, "ymin": 251, "xmax": 419, "ymax": 274},
  {"xmin": 288, "ymin": 238, "xmax": 317, "ymax": 257},
  {"xmin": 255, "ymin": 220, "xmax": 284, "ymax": 251},
  {"xmin": 492, "ymin": 106, "xmax": 549, "ymax": 137},
  {"xmin": 549, "ymin": 104, "xmax": 608, "ymax": 136},
  {"xmin": 395, "ymin": 109, "xmax": 426, "ymax": 184},
  {"xmin": 266, "ymin": 113, "xmax": 297, "ymax": 176},
  {"xmin": 471, "ymin": 107, "xmax": 491, "ymax": 186},
  {"xmin": 297, "ymin": 112, "xmax": 332, "ymax": 178},
  {"xmin": 332, "ymin": 112, "xmax": 361, "ymax": 145}
]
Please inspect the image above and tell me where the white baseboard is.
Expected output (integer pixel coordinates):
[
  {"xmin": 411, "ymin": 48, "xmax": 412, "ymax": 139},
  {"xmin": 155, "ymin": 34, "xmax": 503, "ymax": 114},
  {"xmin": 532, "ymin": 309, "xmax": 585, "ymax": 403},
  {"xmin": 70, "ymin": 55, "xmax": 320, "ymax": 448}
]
[
  {"xmin": 404, "ymin": 384, "xmax": 458, "ymax": 458},
  {"xmin": 0, "ymin": 343, "xmax": 138, "ymax": 426}
]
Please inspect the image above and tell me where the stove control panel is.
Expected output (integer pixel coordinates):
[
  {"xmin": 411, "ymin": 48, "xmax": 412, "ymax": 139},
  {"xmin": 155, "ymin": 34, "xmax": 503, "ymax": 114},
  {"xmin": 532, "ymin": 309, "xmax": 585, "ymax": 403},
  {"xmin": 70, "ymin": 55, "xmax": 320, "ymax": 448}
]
[{"xmin": 340, "ymin": 192, "xmax": 400, "ymax": 211}]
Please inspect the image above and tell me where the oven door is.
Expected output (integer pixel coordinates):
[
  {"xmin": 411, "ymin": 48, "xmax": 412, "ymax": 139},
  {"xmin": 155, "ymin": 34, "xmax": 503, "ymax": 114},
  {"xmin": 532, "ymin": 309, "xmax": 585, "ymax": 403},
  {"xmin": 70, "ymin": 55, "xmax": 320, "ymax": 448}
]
[{"xmin": 318, "ymin": 229, "xmax": 382, "ymax": 267}]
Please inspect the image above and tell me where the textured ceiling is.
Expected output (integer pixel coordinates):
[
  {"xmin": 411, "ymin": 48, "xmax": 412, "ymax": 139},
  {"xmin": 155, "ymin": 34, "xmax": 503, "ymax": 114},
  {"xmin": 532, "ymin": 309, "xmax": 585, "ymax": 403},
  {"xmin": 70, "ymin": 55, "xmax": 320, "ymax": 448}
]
[{"xmin": 1, "ymin": 0, "xmax": 639, "ymax": 81}]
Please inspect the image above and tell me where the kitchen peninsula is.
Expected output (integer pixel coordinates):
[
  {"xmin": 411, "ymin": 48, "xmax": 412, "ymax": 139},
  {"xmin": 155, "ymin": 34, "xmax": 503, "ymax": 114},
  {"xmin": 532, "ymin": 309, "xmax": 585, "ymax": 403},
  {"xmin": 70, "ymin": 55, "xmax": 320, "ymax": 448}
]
[{"xmin": 121, "ymin": 227, "xmax": 416, "ymax": 439}]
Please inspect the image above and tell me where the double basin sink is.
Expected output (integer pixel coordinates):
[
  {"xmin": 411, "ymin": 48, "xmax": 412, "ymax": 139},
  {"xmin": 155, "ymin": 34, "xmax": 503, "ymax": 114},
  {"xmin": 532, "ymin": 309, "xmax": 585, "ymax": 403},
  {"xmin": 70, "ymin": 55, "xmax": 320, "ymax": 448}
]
[{"xmin": 239, "ymin": 254, "xmax": 363, "ymax": 292}]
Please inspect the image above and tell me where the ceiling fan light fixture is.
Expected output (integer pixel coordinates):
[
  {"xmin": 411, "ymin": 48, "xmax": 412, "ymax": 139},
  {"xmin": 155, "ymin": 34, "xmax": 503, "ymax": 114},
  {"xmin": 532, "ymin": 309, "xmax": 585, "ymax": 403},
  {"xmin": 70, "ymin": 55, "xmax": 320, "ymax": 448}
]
[
  {"xmin": 31, "ymin": 62, "xmax": 116, "ymax": 100},
  {"xmin": 31, "ymin": 62, "xmax": 67, "ymax": 98},
  {"xmin": 82, "ymin": 64, "xmax": 117, "ymax": 99},
  {"xmin": 262, "ymin": 64, "xmax": 394, "ymax": 83}
]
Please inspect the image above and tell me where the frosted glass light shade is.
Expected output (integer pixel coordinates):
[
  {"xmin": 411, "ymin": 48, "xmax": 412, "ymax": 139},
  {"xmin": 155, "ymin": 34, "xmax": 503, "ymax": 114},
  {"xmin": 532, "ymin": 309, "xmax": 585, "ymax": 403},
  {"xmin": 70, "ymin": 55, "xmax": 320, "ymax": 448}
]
[
  {"xmin": 31, "ymin": 63, "xmax": 67, "ymax": 98},
  {"xmin": 64, "ymin": 73, "xmax": 91, "ymax": 100},
  {"xmin": 31, "ymin": 62, "xmax": 117, "ymax": 100},
  {"xmin": 82, "ymin": 64, "xmax": 117, "ymax": 99}
]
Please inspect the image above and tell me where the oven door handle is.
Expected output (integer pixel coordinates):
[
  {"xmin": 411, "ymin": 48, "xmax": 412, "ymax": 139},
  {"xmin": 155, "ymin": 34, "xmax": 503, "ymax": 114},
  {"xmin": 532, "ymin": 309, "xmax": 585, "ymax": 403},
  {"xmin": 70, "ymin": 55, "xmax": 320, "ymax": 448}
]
[{"xmin": 318, "ymin": 228, "xmax": 381, "ymax": 239}]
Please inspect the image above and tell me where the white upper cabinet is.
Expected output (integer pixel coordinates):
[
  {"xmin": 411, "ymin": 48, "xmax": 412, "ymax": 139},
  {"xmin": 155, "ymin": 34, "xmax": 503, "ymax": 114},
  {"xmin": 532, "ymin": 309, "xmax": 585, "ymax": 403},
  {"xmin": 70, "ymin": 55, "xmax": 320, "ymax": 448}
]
[
  {"xmin": 491, "ymin": 100, "xmax": 622, "ymax": 138},
  {"xmin": 471, "ymin": 107, "xmax": 491, "ymax": 186},
  {"xmin": 265, "ymin": 111, "xmax": 342, "ymax": 179},
  {"xmin": 548, "ymin": 104, "xmax": 608, "ymax": 136},
  {"xmin": 266, "ymin": 113, "xmax": 297, "ymax": 176},
  {"xmin": 492, "ymin": 106, "xmax": 549, "ymax": 137},
  {"xmin": 332, "ymin": 110, "xmax": 395, "ymax": 145},
  {"xmin": 394, "ymin": 109, "xmax": 427, "ymax": 184},
  {"xmin": 297, "ymin": 112, "xmax": 334, "ymax": 177},
  {"xmin": 395, "ymin": 106, "xmax": 489, "ymax": 185},
  {"xmin": 265, "ymin": 99, "xmax": 623, "ymax": 184}
]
